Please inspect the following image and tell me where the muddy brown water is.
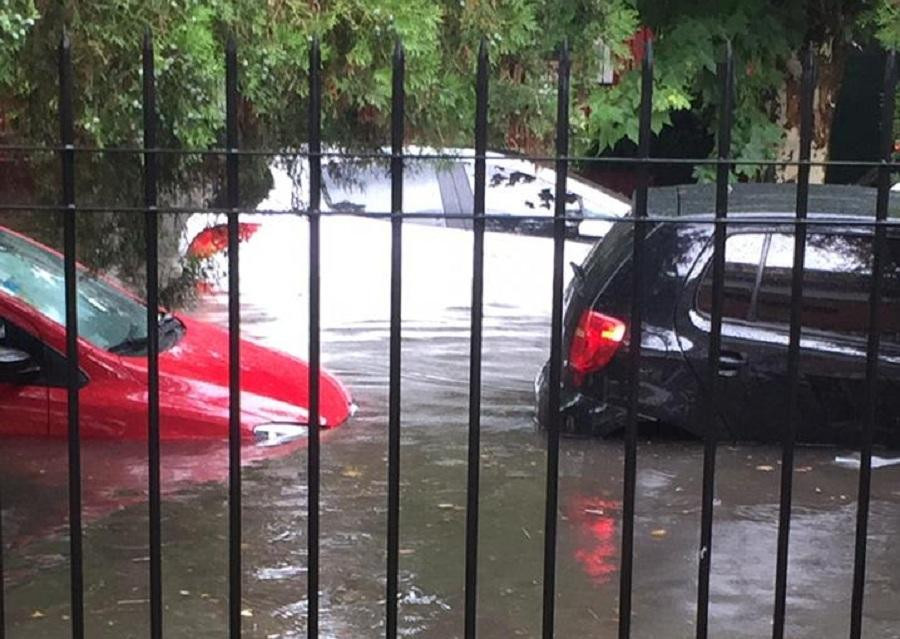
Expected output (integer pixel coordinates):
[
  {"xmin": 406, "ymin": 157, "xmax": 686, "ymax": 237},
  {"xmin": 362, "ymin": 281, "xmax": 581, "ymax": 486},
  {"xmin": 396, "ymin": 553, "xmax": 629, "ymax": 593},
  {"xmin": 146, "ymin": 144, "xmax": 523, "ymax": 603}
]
[{"xmin": 2, "ymin": 221, "xmax": 900, "ymax": 638}]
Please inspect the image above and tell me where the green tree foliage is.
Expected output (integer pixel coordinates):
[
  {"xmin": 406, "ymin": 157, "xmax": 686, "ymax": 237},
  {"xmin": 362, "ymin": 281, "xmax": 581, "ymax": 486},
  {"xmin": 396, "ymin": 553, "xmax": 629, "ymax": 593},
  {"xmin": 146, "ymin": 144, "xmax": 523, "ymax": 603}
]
[
  {"xmin": 2, "ymin": 1, "xmax": 896, "ymax": 177},
  {"xmin": 1, "ymin": 0, "xmax": 897, "ymax": 227}
]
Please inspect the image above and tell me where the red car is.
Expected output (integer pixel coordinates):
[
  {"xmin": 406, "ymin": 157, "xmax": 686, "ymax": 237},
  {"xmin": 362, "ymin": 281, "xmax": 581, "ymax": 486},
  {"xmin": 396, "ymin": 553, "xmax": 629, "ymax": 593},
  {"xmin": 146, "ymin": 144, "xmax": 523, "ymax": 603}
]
[{"xmin": 0, "ymin": 224, "xmax": 353, "ymax": 446}]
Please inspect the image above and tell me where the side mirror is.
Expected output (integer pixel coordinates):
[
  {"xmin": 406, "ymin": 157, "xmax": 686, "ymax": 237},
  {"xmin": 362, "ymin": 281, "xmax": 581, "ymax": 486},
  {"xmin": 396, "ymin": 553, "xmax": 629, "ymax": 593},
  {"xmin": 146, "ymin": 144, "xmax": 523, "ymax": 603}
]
[{"xmin": 0, "ymin": 346, "xmax": 40, "ymax": 383}]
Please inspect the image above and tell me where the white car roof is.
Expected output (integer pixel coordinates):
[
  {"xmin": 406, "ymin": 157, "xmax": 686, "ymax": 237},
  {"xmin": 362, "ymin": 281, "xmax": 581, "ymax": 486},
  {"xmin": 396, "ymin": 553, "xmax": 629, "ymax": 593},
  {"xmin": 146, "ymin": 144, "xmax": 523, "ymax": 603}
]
[{"xmin": 278, "ymin": 146, "xmax": 630, "ymax": 228}]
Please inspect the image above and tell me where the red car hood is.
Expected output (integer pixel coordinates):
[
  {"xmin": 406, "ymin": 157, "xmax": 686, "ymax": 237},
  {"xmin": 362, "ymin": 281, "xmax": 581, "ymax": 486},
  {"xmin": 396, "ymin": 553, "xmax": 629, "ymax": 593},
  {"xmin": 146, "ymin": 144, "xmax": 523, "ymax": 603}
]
[{"xmin": 154, "ymin": 315, "xmax": 352, "ymax": 431}]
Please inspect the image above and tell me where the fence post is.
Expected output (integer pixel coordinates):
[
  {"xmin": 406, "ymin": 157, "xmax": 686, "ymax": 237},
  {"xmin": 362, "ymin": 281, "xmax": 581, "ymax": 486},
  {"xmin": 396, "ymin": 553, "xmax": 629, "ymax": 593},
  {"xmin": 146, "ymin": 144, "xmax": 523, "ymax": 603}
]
[
  {"xmin": 0, "ymin": 453, "xmax": 4, "ymax": 639},
  {"xmin": 142, "ymin": 27, "xmax": 163, "ymax": 639},
  {"xmin": 850, "ymin": 48, "xmax": 897, "ymax": 639},
  {"xmin": 696, "ymin": 41, "xmax": 734, "ymax": 639},
  {"xmin": 59, "ymin": 30, "xmax": 85, "ymax": 639},
  {"xmin": 619, "ymin": 36, "xmax": 653, "ymax": 639},
  {"xmin": 463, "ymin": 37, "xmax": 489, "ymax": 639},
  {"xmin": 541, "ymin": 39, "xmax": 570, "ymax": 639},
  {"xmin": 307, "ymin": 35, "xmax": 323, "ymax": 639},
  {"xmin": 386, "ymin": 39, "xmax": 405, "ymax": 639},
  {"xmin": 772, "ymin": 45, "xmax": 815, "ymax": 639},
  {"xmin": 225, "ymin": 33, "xmax": 242, "ymax": 639}
]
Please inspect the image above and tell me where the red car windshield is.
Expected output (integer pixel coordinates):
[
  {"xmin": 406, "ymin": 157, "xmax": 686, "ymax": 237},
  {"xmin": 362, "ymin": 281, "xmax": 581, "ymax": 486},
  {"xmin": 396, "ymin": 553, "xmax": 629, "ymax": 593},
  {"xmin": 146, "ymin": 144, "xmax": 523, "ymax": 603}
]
[{"xmin": 0, "ymin": 228, "xmax": 152, "ymax": 352}]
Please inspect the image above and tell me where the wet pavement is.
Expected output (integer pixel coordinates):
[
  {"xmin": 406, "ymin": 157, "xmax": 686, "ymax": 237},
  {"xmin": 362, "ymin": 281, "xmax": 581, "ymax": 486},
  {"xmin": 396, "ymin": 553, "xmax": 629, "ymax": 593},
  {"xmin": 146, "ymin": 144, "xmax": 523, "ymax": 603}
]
[{"xmin": 2, "ymin": 213, "xmax": 900, "ymax": 638}]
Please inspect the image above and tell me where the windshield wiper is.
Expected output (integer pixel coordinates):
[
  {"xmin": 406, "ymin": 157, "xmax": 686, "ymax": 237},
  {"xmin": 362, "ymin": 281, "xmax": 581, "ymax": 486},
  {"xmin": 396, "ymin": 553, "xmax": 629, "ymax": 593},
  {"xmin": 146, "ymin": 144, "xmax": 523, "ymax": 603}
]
[{"xmin": 108, "ymin": 313, "xmax": 182, "ymax": 355}]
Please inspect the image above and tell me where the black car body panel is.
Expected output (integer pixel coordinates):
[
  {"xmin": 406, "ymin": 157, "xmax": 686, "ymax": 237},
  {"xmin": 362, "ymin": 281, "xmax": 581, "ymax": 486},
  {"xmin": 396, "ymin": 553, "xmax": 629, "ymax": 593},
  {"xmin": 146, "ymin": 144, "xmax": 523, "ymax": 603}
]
[{"xmin": 536, "ymin": 184, "xmax": 900, "ymax": 446}]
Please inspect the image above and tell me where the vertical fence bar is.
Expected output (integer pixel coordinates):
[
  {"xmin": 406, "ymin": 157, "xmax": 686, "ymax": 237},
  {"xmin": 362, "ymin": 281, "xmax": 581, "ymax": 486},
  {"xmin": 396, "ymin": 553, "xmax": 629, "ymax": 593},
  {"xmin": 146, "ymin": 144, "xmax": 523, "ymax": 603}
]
[
  {"xmin": 772, "ymin": 46, "xmax": 815, "ymax": 639},
  {"xmin": 59, "ymin": 31, "xmax": 85, "ymax": 639},
  {"xmin": 541, "ymin": 41, "xmax": 570, "ymax": 639},
  {"xmin": 849, "ymin": 49, "xmax": 896, "ymax": 639},
  {"xmin": 225, "ymin": 34, "xmax": 242, "ymax": 639},
  {"xmin": 0, "ymin": 473, "xmax": 3, "ymax": 639},
  {"xmin": 385, "ymin": 40, "xmax": 405, "ymax": 639},
  {"xmin": 142, "ymin": 28, "xmax": 163, "ymax": 639},
  {"xmin": 307, "ymin": 36, "xmax": 322, "ymax": 639},
  {"xmin": 696, "ymin": 43, "xmax": 733, "ymax": 639},
  {"xmin": 618, "ymin": 38, "xmax": 653, "ymax": 639},
  {"xmin": 464, "ymin": 38, "xmax": 489, "ymax": 639},
  {"xmin": 0, "ymin": 488, "xmax": 3, "ymax": 639}
]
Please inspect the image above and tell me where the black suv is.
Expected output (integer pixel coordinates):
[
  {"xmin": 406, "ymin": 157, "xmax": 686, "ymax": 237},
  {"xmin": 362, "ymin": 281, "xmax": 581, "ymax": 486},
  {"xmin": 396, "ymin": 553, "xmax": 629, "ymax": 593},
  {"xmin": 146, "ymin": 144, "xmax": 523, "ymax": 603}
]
[{"xmin": 535, "ymin": 184, "xmax": 900, "ymax": 446}]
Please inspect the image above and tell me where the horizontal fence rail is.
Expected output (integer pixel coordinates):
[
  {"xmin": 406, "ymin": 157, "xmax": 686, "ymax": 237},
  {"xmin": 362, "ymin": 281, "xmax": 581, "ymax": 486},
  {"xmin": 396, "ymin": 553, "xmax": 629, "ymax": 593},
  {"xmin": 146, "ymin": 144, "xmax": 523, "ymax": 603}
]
[
  {"xmin": 0, "ymin": 30, "xmax": 896, "ymax": 639},
  {"xmin": 1, "ymin": 143, "xmax": 899, "ymax": 171},
  {"xmin": 4, "ymin": 203, "xmax": 900, "ymax": 227},
  {"xmin": 0, "ymin": 205, "xmax": 900, "ymax": 228}
]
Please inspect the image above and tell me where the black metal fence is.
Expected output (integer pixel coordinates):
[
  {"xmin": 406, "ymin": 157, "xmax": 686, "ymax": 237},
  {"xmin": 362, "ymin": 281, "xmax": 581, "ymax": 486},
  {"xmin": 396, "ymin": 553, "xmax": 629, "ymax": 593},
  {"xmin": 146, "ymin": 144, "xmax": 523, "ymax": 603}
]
[{"xmin": 0, "ymin": 30, "xmax": 897, "ymax": 639}]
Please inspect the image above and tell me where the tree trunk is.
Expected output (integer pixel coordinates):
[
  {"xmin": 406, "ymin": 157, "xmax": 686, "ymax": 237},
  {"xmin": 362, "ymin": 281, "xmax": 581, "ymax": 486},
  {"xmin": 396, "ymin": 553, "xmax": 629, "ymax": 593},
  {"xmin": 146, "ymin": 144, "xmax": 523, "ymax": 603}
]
[{"xmin": 775, "ymin": 39, "xmax": 847, "ymax": 184}]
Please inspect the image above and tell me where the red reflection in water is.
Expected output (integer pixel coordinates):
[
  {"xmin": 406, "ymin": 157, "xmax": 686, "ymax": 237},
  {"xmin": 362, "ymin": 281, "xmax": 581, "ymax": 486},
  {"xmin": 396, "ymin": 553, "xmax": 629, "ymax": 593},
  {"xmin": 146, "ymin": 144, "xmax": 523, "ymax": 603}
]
[
  {"xmin": 566, "ymin": 495, "xmax": 621, "ymax": 584},
  {"xmin": 0, "ymin": 435, "xmax": 311, "ymax": 549}
]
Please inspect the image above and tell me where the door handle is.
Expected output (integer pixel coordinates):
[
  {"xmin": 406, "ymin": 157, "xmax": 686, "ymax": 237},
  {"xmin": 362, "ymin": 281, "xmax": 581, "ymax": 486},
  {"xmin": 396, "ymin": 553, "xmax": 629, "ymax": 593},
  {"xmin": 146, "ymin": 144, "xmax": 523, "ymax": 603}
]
[{"xmin": 717, "ymin": 351, "xmax": 747, "ymax": 378}]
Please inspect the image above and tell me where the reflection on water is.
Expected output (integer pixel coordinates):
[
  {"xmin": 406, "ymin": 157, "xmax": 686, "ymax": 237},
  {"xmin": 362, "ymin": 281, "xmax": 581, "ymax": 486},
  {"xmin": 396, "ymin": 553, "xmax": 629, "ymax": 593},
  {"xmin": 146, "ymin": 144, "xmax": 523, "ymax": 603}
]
[
  {"xmin": 567, "ymin": 496, "xmax": 619, "ymax": 585},
  {"xmin": 2, "ymin": 216, "xmax": 900, "ymax": 638}
]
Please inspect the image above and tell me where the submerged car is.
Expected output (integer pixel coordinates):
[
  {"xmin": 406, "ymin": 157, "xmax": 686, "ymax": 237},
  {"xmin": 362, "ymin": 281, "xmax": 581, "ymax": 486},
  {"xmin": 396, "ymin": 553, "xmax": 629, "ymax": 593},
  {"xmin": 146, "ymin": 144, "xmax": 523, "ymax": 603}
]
[
  {"xmin": 282, "ymin": 147, "xmax": 630, "ymax": 239},
  {"xmin": 0, "ymin": 225, "xmax": 353, "ymax": 447},
  {"xmin": 536, "ymin": 184, "xmax": 900, "ymax": 446}
]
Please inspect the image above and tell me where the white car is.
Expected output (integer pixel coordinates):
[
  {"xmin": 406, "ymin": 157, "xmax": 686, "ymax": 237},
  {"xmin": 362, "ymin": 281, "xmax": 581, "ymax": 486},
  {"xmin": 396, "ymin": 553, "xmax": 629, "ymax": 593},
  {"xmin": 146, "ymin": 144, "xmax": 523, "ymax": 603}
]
[{"xmin": 279, "ymin": 147, "xmax": 630, "ymax": 240}]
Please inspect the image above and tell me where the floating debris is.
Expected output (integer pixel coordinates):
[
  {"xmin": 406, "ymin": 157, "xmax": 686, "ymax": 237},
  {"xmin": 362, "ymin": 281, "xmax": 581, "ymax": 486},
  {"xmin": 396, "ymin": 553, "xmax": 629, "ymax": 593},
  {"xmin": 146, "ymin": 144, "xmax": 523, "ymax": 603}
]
[{"xmin": 834, "ymin": 454, "xmax": 900, "ymax": 470}]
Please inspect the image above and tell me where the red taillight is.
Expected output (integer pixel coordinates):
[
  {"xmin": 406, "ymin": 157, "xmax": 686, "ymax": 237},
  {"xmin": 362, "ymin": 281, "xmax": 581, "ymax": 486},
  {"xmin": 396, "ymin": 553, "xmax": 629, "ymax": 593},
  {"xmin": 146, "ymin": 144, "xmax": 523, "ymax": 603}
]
[{"xmin": 568, "ymin": 310, "xmax": 626, "ymax": 386}]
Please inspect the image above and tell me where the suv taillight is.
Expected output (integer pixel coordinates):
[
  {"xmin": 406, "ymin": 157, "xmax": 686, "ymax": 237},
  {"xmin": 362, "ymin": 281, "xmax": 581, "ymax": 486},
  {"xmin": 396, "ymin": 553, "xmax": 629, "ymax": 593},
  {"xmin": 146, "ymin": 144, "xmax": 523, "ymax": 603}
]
[{"xmin": 568, "ymin": 310, "xmax": 626, "ymax": 386}]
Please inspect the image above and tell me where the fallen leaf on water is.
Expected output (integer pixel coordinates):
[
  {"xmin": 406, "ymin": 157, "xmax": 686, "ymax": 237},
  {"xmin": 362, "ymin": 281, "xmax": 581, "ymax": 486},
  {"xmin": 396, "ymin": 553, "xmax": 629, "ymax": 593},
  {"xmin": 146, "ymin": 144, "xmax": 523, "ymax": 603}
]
[
  {"xmin": 117, "ymin": 599, "xmax": 150, "ymax": 606},
  {"xmin": 651, "ymin": 529, "xmax": 667, "ymax": 538},
  {"xmin": 31, "ymin": 610, "xmax": 45, "ymax": 619},
  {"xmin": 755, "ymin": 465, "xmax": 774, "ymax": 472},
  {"xmin": 505, "ymin": 471, "xmax": 531, "ymax": 479}
]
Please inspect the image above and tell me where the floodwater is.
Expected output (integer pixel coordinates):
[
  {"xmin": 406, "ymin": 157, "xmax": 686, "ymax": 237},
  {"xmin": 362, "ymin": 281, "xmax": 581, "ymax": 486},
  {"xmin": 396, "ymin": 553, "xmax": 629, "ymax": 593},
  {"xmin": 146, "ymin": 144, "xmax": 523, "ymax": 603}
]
[{"xmin": 2, "ymin": 212, "xmax": 900, "ymax": 638}]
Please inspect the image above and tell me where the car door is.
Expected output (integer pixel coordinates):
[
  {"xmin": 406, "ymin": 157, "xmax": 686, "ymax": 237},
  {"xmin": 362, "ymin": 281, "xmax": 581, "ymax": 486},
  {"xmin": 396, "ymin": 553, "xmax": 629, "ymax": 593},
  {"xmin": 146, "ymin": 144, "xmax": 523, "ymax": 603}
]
[
  {"xmin": 677, "ymin": 226, "xmax": 899, "ymax": 445},
  {"xmin": 0, "ymin": 309, "xmax": 49, "ymax": 436},
  {"xmin": 674, "ymin": 231, "xmax": 772, "ymax": 440},
  {"xmin": 880, "ymin": 232, "xmax": 900, "ymax": 443},
  {"xmin": 753, "ymin": 229, "xmax": 900, "ymax": 445}
]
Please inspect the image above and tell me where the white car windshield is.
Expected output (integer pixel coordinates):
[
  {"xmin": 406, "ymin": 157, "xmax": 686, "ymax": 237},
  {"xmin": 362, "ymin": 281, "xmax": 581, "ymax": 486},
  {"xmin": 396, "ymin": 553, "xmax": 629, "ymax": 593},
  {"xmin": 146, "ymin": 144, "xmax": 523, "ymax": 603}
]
[{"xmin": 0, "ymin": 228, "xmax": 149, "ymax": 351}]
